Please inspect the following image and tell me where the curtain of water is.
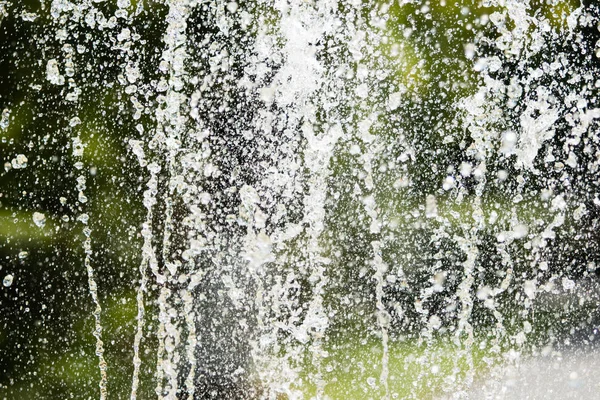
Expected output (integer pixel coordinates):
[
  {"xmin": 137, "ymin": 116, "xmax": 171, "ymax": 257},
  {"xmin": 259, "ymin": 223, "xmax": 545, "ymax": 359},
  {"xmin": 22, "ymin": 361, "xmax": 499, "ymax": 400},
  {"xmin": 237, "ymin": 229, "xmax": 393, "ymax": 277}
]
[{"xmin": 3, "ymin": 0, "xmax": 600, "ymax": 399}]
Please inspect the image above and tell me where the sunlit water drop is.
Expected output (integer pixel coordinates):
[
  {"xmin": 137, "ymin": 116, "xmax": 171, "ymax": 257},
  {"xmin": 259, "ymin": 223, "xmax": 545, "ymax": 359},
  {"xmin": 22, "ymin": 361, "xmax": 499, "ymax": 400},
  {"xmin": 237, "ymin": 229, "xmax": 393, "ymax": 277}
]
[
  {"xmin": 32, "ymin": 212, "xmax": 45, "ymax": 228},
  {"xmin": 3, "ymin": 274, "xmax": 13, "ymax": 287},
  {"xmin": 11, "ymin": 154, "xmax": 27, "ymax": 169}
]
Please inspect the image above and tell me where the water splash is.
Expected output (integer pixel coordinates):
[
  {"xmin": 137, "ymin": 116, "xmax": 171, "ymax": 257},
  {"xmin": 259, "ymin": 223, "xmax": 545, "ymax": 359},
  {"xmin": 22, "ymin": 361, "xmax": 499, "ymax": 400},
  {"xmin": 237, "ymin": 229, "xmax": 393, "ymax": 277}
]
[{"xmin": 3, "ymin": 0, "xmax": 600, "ymax": 398}]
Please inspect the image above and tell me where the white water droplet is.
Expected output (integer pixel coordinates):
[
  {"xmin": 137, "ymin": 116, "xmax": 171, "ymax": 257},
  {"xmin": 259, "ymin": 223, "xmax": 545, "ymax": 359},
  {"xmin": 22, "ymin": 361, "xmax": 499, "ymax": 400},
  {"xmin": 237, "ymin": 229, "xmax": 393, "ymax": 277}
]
[
  {"xmin": 11, "ymin": 154, "xmax": 28, "ymax": 169},
  {"xmin": 523, "ymin": 280, "xmax": 537, "ymax": 299},
  {"xmin": 72, "ymin": 138, "xmax": 84, "ymax": 157},
  {"xmin": 69, "ymin": 117, "xmax": 81, "ymax": 127},
  {"xmin": 226, "ymin": 2, "xmax": 238, "ymax": 13},
  {"xmin": 512, "ymin": 223, "xmax": 528, "ymax": 239},
  {"xmin": 117, "ymin": 28, "xmax": 131, "ymax": 42},
  {"xmin": 442, "ymin": 176, "xmax": 455, "ymax": 191},
  {"xmin": 3, "ymin": 274, "xmax": 13, "ymax": 287},
  {"xmin": 46, "ymin": 59, "xmax": 64, "ymax": 85},
  {"xmin": 388, "ymin": 92, "xmax": 402, "ymax": 110},
  {"xmin": 77, "ymin": 213, "xmax": 89, "ymax": 224},
  {"xmin": 464, "ymin": 43, "xmax": 475, "ymax": 59},
  {"xmin": 355, "ymin": 84, "xmax": 369, "ymax": 99},
  {"xmin": 21, "ymin": 12, "xmax": 38, "ymax": 22},
  {"xmin": 32, "ymin": 212, "xmax": 46, "ymax": 227},
  {"xmin": 0, "ymin": 108, "xmax": 10, "ymax": 130},
  {"xmin": 425, "ymin": 195, "xmax": 438, "ymax": 218},
  {"xmin": 429, "ymin": 315, "xmax": 442, "ymax": 330},
  {"xmin": 562, "ymin": 277, "xmax": 575, "ymax": 291}
]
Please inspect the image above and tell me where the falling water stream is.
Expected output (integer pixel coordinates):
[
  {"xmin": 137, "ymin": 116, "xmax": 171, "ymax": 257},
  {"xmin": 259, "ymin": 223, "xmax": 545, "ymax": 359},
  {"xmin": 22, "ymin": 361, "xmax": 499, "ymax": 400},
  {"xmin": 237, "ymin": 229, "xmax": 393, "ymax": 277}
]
[{"xmin": 2, "ymin": 0, "xmax": 600, "ymax": 399}]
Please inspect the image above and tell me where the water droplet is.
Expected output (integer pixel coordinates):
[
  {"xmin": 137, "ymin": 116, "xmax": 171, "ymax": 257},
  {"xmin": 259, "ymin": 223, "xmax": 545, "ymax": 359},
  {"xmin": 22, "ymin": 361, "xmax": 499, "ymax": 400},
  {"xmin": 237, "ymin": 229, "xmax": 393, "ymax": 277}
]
[
  {"xmin": 429, "ymin": 315, "xmax": 442, "ymax": 330},
  {"xmin": 442, "ymin": 176, "xmax": 455, "ymax": 191},
  {"xmin": 21, "ymin": 12, "xmax": 38, "ymax": 22},
  {"xmin": 77, "ymin": 213, "xmax": 89, "ymax": 224},
  {"xmin": 117, "ymin": 28, "xmax": 131, "ymax": 42},
  {"xmin": 464, "ymin": 43, "xmax": 475, "ymax": 59},
  {"xmin": 512, "ymin": 223, "xmax": 528, "ymax": 239},
  {"xmin": 562, "ymin": 277, "xmax": 575, "ymax": 291},
  {"xmin": 11, "ymin": 154, "xmax": 28, "ymax": 169},
  {"xmin": 3, "ymin": 274, "xmax": 13, "ymax": 287},
  {"xmin": 0, "ymin": 108, "xmax": 10, "ymax": 130},
  {"xmin": 32, "ymin": 212, "xmax": 46, "ymax": 228},
  {"xmin": 425, "ymin": 195, "xmax": 438, "ymax": 218},
  {"xmin": 72, "ymin": 137, "xmax": 84, "ymax": 157},
  {"xmin": 46, "ymin": 59, "xmax": 64, "ymax": 85},
  {"xmin": 388, "ymin": 92, "xmax": 402, "ymax": 110},
  {"xmin": 226, "ymin": 2, "xmax": 238, "ymax": 13}
]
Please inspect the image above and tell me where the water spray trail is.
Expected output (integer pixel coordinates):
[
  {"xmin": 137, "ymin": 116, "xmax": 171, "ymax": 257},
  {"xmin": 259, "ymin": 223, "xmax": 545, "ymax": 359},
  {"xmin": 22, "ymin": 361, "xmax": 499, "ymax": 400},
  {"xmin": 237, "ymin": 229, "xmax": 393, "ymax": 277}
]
[
  {"xmin": 129, "ymin": 155, "xmax": 162, "ymax": 399},
  {"xmin": 154, "ymin": 291, "xmax": 167, "ymax": 398},
  {"xmin": 110, "ymin": 2, "xmax": 161, "ymax": 397},
  {"xmin": 73, "ymin": 68, "xmax": 109, "ymax": 400},
  {"xmin": 452, "ymin": 160, "xmax": 486, "ymax": 392},
  {"xmin": 371, "ymin": 241, "xmax": 390, "ymax": 399},
  {"xmin": 182, "ymin": 288, "xmax": 197, "ymax": 400},
  {"xmin": 82, "ymin": 225, "xmax": 109, "ymax": 400},
  {"xmin": 348, "ymin": 14, "xmax": 393, "ymax": 394},
  {"xmin": 453, "ymin": 233, "xmax": 478, "ymax": 389},
  {"xmin": 301, "ymin": 121, "xmax": 344, "ymax": 397},
  {"xmin": 71, "ymin": 88, "xmax": 108, "ymax": 400},
  {"xmin": 150, "ymin": 0, "xmax": 193, "ymax": 396},
  {"xmin": 130, "ymin": 214, "xmax": 150, "ymax": 400},
  {"xmin": 48, "ymin": 1, "xmax": 109, "ymax": 396},
  {"xmin": 361, "ymin": 142, "xmax": 391, "ymax": 399},
  {"xmin": 241, "ymin": 0, "xmax": 341, "ymax": 394}
]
